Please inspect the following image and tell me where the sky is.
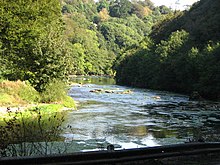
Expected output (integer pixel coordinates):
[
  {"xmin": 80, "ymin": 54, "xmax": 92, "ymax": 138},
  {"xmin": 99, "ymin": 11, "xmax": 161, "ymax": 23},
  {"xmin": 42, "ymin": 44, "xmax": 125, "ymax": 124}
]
[{"xmin": 150, "ymin": 0, "xmax": 200, "ymax": 10}]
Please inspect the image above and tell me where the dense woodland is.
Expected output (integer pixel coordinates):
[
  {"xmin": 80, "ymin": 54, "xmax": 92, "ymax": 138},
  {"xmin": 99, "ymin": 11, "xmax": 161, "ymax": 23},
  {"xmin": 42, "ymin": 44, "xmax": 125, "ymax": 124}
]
[
  {"xmin": 115, "ymin": 0, "xmax": 220, "ymax": 100},
  {"xmin": 0, "ymin": 0, "xmax": 220, "ymax": 100}
]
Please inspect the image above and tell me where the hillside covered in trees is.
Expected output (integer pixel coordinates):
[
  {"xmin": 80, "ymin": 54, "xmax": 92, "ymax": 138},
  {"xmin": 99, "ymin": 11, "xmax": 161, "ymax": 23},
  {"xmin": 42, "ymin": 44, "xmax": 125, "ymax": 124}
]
[
  {"xmin": 115, "ymin": 0, "xmax": 220, "ymax": 100},
  {"xmin": 0, "ymin": 0, "xmax": 170, "ymax": 91},
  {"xmin": 61, "ymin": 0, "xmax": 171, "ymax": 76}
]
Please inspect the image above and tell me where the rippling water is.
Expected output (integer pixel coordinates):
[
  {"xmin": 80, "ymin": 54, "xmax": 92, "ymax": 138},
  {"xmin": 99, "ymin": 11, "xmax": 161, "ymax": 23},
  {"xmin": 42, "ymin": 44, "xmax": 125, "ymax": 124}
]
[{"xmin": 62, "ymin": 76, "xmax": 220, "ymax": 152}]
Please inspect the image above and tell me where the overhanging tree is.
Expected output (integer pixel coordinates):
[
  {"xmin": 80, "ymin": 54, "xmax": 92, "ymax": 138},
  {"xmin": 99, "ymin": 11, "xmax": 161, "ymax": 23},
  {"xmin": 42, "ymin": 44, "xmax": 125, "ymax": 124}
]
[{"xmin": 0, "ymin": 0, "xmax": 70, "ymax": 91}]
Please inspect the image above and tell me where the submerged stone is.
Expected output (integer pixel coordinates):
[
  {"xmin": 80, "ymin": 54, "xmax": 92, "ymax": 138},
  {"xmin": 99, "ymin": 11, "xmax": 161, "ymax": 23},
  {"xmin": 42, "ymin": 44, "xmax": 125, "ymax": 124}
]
[{"xmin": 207, "ymin": 117, "xmax": 220, "ymax": 123}]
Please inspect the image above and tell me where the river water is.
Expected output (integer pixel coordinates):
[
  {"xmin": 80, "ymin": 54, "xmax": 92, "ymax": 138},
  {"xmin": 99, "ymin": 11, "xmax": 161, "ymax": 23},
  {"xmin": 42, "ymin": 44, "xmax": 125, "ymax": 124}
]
[{"xmin": 62, "ymin": 76, "xmax": 220, "ymax": 152}]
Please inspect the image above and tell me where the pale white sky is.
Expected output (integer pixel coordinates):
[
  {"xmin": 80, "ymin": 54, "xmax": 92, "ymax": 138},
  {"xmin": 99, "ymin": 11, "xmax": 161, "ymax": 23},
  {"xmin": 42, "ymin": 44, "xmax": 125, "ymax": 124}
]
[{"xmin": 151, "ymin": 0, "xmax": 200, "ymax": 10}]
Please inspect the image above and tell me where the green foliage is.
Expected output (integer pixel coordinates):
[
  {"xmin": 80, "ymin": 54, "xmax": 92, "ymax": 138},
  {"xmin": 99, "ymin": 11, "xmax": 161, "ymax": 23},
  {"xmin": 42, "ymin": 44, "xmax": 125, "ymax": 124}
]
[
  {"xmin": 64, "ymin": 13, "xmax": 115, "ymax": 75},
  {"xmin": 197, "ymin": 42, "xmax": 220, "ymax": 99},
  {"xmin": 109, "ymin": 0, "xmax": 132, "ymax": 18},
  {"xmin": 0, "ymin": 94, "xmax": 16, "ymax": 106},
  {"xmin": 150, "ymin": 11, "xmax": 184, "ymax": 43},
  {"xmin": 97, "ymin": 0, "xmax": 110, "ymax": 12},
  {"xmin": 115, "ymin": 37, "xmax": 156, "ymax": 87},
  {"xmin": 18, "ymin": 82, "xmax": 40, "ymax": 103},
  {"xmin": 28, "ymin": 104, "xmax": 63, "ymax": 113},
  {"xmin": 155, "ymin": 30, "xmax": 189, "ymax": 60},
  {"xmin": 62, "ymin": 96, "xmax": 76, "ymax": 108},
  {"xmin": 61, "ymin": 0, "xmax": 167, "ymax": 77},
  {"xmin": 0, "ymin": 80, "xmax": 75, "ymax": 108},
  {"xmin": 62, "ymin": 0, "xmax": 97, "ymax": 20},
  {"xmin": 151, "ymin": 0, "xmax": 220, "ymax": 45},
  {"xmin": 115, "ymin": 0, "xmax": 220, "ymax": 100},
  {"xmin": 62, "ymin": 4, "xmax": 76, "ymax": 13},
  {"xmin": 0, "ymin": 0, "xmax": 70, "ymax": 92},
  {"xmin": 137, "ymin": 0, "xmax": 155, "ymax": 10},
  {"xmin": 0, "ymin": 105, "xmax": 66, "ymax": 157},
  {"xmin": 131, "ymin": 3, "xmax": 152, "ymax": 19},
  {"xmin": 69, "ymin": 43, "xmax": 86, "ymax": 75},
  {"xmin": 39, "ymin": 79, "xmax": 75, "ymax": 108},
  {"xmin": 40, "ymin": 80, "xmax": 67, "ymax": 103},
  {"xmin": 0, "ymin": 0, "xmax": 172, "ymax": 97},
  {"xmin": 100, "ymin": 18, "xmax": 143, "ymax": 51}
]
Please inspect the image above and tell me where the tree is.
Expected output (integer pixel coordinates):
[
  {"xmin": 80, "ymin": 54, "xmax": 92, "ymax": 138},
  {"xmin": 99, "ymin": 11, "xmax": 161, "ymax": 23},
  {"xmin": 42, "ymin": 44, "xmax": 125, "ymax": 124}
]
[
  {"xmin": 131, "ymin": 3, "xmax": 151, "ymax": 19},
  {"xmin": 0, "ymin": 0, "xmax": 69, "ymax": 91},
  {"xmin": 100, "ymin": 21, "xmax": 142, "ymax": 53},
  {"xmin": 99, "ymin": 8, "xmax": 110, "ymax": 21},
  {"xmin": 115, "ymin": 37, "xmax": 155, "ymax": 87},
  {"xmin": 97, "ymin": 0, "xmax": 110, "ymax": 12},
  {"xmin": 109, "ymin": 0, "xmax": 132, "ymax": 18},
  {"xmin": 63, "ymin": 13, "xmax": 115, "ymax": 75},
  {"xmin": 197, "ymin": 42, "xmax": 220, "ymax": 99},
  {"xmin": 137, "ymin": 0, "xmax": 155, "ymax": 10},
  {"xmin": 155, "ymin": 30, "xmax": 189, "ymax": 60},
  {"xmin": 62, "ymin": 0, "xmax": 97, "ymax": 20}
]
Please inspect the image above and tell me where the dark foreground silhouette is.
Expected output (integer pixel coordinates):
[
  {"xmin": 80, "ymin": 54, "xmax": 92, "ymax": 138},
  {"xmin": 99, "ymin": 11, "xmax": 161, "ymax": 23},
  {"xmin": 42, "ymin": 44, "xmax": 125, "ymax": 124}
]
[{"xmin": 1, "ymin": 142, "xmax": 220, "ymax": 165}]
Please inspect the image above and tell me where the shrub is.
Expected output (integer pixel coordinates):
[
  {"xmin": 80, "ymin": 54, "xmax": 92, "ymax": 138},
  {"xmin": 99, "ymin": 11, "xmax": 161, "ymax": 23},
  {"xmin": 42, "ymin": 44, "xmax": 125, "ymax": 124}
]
[
  {"xmin": 0, "ymin": 105, "xmax": 67, "ymax": 157},
  {"xmin": 62, "ymin": 96, "xmax": 76, "ymax": 108},
  {"xmin": 18, "ymin": 81, "xmax": 40, "ymax": 103},
  {"xmin": 40, "ymin": 80, "xmax": 67, "ymax": 103}
]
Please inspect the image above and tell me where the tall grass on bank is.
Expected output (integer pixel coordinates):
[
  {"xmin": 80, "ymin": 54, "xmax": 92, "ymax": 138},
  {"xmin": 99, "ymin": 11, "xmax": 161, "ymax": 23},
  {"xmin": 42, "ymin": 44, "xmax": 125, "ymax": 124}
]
[
  {"xmin": 0, "ymin": 80, "xmax": 75, "ymax": 108},
  {"xmin": 0, "ymin": 80, "xmax": 40, "ymax": 106}
]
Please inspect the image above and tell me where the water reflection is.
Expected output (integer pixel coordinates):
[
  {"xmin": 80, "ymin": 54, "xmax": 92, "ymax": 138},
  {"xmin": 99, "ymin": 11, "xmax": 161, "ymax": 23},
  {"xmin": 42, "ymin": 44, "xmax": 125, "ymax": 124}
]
[
  {"xmin": 69, "ymin": 75, "xmax": 115, "ymax": 85},
  {"xmin": 0, "ymin": 110, "xmax": 67, "ymax": 157}
]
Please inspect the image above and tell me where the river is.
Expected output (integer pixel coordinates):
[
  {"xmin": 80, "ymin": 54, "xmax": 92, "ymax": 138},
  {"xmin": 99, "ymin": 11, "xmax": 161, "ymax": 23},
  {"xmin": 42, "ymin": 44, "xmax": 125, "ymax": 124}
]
[{"xmin": 62, "ymin": 76, "xmax": 220, "ymax": 152}]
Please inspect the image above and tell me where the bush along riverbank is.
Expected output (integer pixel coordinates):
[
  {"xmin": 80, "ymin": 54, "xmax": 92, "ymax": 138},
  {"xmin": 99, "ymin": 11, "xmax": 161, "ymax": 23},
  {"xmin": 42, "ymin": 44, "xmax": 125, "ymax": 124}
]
[{"xmin": 0, "ymin": 79, "xmax": 76, "ymax": 157}]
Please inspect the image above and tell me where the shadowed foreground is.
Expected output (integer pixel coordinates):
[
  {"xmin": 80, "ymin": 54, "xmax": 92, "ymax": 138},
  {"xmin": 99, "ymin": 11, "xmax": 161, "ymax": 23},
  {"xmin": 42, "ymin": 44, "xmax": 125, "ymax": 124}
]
[{"xmin": 1, "ymin": 142, "xmax": 220, "ymax": 165}]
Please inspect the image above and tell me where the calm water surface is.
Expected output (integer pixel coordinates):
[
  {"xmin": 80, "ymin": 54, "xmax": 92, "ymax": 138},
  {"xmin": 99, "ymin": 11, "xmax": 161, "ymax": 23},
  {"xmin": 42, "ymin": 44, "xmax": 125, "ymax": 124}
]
[{"xmin": 63, "ymin": 76, "xmax": 220, "ymax": 152}]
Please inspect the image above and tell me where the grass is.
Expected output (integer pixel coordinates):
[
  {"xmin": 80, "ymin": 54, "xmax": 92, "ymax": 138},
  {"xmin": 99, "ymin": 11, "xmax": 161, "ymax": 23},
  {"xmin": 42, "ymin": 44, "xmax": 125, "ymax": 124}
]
[
  {"xmin": 0, "ymin": 79, "xmax": 76, "ymax": 108},
  {"xmin": 0, "ymin": 104, "xmax": 63, "ymax": 124},
  {"xmin": 0, "ymin": 79, "xmax": 76, "ymax": 126},
  {"xmin": 0, "ymin": 80, "xmax": 39, "ymax": 106},
  {"xmin": 0, "ymin": 93, "xmax": 17, "ymax": 106}
]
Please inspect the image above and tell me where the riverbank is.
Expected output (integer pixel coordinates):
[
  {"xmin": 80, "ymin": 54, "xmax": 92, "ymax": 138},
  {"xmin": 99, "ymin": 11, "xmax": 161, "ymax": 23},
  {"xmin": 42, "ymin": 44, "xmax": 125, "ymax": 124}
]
[
  {"xmin": 0, "ymin": 79, "xmax": 76, "ymax": 156},
  {"xmin": 0, "ymin": 80, "xmax": 76, "ymax": 108},
  {"xmin": 0, "ymin": 103, "xmax": 77, "ymax": 114}
]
